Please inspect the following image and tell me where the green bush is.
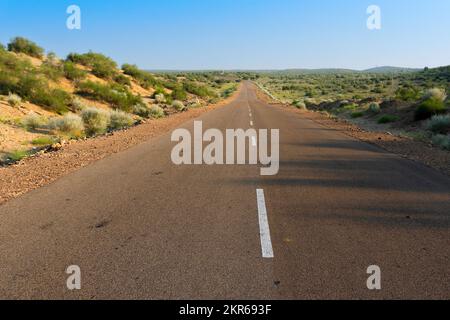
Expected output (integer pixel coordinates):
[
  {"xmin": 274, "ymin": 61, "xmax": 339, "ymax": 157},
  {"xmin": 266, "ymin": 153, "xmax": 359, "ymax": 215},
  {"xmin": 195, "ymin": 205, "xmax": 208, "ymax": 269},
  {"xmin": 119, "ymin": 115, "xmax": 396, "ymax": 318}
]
[
  {"xmin": 7, "ymin": 37, "xmax": 44, "ymax": 58},
  {"xmin": 432, "ymin": 134, "xmax": 450, "ymax": 150},
  {"xmin": 92, "ymin": 61, "xmax": 117, "ymax": 79},
  {"xmin": 30, "ymin": 88, "xmax": 71, "ymax": 114},
  {"xmin": 342, "ymin": 103, "xmax": 358, "ymax": 111},
  {"xmin": 39, "ymin": 62, "xmax": 64, "ymax": 81},
  {"xmin": 114, "ymin": 74, "xmax": 131, "ymax": 86},
  {"xmin": 293, "ymin": 100, "xmax": 306, "ymax": 110},
  {"xmin": 171, "ymin": 86, "xmax": 188, "ymax": 101},
  {"xmin": 183, "ymin": 82, "xmax": 215, "ymax": 98},
  {"xmin": 415, "ymin": 97, "xmax": 447, "ymax": 121},
  {"xmin": 109, "ymin": 110, "xmax": 135, "ymax": 130},
  {"xmin": 395, "ymin": 86, "xmax": 420, "ymax": 102},
  {"xmin": 15, "ymin": 75, "xmax": 44, "ymax": 97},
  {"xmin": 49, "ymin": 113, "xmax": 85, "ymax": 137},
  {"xmin": 31, "ymin": 136, "xmax": 57, "ymax": 146},
  {"xmin": 378, "ymin": 115, "xmax": 399, "ymax": 124},
  {"xmin": 63, "ymin": 61, "xmax": 87, "ymax": 81},
  {"xmin": 426, "ymin": 115, "xmax": 450, "ymax": 134},
  {"xmin": 11, "ymin": 74, "xmax": 70, "ymax": 114},
  {"xmin": 122, "ymin": 64, "xmax": 158, "ymax": 88},
  {"xmin": 6, "ymin": 150, "xmax": 29, "ymax": 162},
  {"xmin": 76, "ymin": 81, "xmax": 142, "ymax": 112},
  {"xmin": 81, "ymin": 107, "xmax": 110, "ymax": 136},
  {"xmin": 67, "ymin": 52, "xmax": 117, "ymax": 69},
  {"xmin": 66, "ymin": 52, "xmax": 118, "ymax": 79}
]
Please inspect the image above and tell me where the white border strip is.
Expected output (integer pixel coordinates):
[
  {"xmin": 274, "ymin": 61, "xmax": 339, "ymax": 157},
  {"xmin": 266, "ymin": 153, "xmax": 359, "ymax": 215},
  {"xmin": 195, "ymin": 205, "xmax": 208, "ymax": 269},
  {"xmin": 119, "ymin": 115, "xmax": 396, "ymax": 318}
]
[{"xmin": 256, "ymin": 189, "xmax": 274, "ymax": 258}]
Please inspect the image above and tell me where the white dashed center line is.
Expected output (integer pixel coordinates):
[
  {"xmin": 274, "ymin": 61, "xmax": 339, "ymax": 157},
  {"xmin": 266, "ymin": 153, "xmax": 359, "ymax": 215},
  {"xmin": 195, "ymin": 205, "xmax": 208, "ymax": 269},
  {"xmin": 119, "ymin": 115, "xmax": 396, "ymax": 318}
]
[{"xmin": 256, "ymin": 189, "xmax": 274, "ymax": 258}]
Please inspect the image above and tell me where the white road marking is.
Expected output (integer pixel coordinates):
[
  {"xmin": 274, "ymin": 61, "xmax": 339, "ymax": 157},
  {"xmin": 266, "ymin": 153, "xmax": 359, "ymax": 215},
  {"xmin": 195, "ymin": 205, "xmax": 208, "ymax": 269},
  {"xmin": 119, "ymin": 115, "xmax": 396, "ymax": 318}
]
[
  {"xmin": 256, "ymin": 189, "xmax": 274, "ymax": 258},
  {"xmin": 251, "ymin": 135, "xmax": 257, "ymax": 147}
]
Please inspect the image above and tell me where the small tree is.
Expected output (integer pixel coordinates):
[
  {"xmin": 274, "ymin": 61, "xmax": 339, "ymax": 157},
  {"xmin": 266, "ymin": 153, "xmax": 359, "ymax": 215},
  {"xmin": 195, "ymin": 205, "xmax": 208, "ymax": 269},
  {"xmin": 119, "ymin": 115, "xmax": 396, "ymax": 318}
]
[{"xmin": 8, "ymin": 37, "xmax": 44, "ymax": 58}]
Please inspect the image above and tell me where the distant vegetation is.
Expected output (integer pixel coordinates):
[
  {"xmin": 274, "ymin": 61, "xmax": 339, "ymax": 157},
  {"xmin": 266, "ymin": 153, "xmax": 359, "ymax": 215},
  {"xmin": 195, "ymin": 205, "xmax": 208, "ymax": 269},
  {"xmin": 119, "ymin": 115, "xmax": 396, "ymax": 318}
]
[{"xmin": 255, "ymin": 66, "xmax": 449, "ymax": 150}]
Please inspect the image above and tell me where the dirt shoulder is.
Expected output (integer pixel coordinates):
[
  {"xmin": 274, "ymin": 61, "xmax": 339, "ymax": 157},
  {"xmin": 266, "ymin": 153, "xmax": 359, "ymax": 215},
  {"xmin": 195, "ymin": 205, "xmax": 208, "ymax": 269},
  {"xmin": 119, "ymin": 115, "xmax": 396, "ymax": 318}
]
[
  {"xmin": 0, "ymin": 85, "xmax": 242, "ymax": 206},
  {"xmin": 276, "ymin": 103, "xmax": 450, "ymax": 177},
  {"xmin": 252, "ymin": 81, "xmax": 450, "ymax": 177}
]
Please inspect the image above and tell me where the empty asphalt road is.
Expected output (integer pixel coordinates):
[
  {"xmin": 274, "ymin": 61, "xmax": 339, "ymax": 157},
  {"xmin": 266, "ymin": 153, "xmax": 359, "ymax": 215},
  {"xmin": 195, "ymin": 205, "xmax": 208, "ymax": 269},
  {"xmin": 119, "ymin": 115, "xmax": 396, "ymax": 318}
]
[{"xmin": 0, "ymin": 82, "xmax": 449, "ymax": 299}]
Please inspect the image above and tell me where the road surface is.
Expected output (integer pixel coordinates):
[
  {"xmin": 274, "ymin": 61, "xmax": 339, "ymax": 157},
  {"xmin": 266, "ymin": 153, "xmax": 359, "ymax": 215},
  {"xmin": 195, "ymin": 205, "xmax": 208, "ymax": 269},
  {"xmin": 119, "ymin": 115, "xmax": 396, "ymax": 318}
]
[{"xmin": 0, "ymin": 81, "xmax": 449, "ymax": 299}]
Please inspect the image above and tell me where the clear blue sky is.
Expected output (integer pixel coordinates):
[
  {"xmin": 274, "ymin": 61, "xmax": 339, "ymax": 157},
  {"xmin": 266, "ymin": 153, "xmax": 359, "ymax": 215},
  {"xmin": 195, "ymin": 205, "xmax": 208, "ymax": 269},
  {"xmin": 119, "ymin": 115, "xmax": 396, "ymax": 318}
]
[{"xmin": 1, "ymin": 0, "xmax": 449, "ymax": 70}]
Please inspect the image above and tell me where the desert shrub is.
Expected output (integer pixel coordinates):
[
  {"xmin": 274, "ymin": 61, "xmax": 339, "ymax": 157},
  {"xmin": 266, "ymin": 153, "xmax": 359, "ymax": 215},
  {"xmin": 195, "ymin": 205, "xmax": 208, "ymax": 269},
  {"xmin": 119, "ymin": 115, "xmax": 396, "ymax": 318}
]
[
  {"xmin": 114, "ymin": 74, "xmax": 131, "ymax": 86},
  {"xmin": 171, "ymin": 86, "xmax": 188, "ymax": 101},
  {"xmin": 132, "ymin": 103, "xmax": 151, "ymax": 118},
  {"xmin": 15, "ymin": 74, "xmax": 44, "ymax": 98},
  {"xmin": 39, "ymin": 61, "xmax": 64, "ymax": 81},
  {"xmin": 81, "ymin": 107, "xmax": 110, "ymax": 136},
  {"xmin": 155, "ymin": 93, "xmax": 166, "ymax": 103},
  {"xmin": 63, "ymin": 61, "xmax": 87, "ymax": 81},
  {"xmin": 66, "ymin": 52, "xmax": 117, "ymax": 79},
  {"xmin": 183, "ymin": 82, "xmax": 215, "ymax": 98},
  {"xmin": 172, "ymin": 100, "xmax": 186, "ymax": 111},
  {"xmin": 396, "ymin": 86, "xmax": 420, "ymax": 102},
  {"xmin": 7, "ymin": 37, "xmax": 44, "ymax": 58},
  {"xmin": 149, "ymin": 105, "xmax": 165, "ymax": 119},
  {"xmin": 426, "ymin": 115, "xmax": 450, "ymax": 134},
  {"xmin": 152, "ymin": 86, "xmax": 166, "ymax": 96},
  {"xmin": 71, "ymin": 97, "xmax": 87, "ymax": 111},
  {"xmin": 122, "ymin": 64, "xmax": 158, "ymax": 88},
  {"xmin": 30, "ymin": 88, "xmax": 71, "ymax": 114},
  {"xmin": 50, "ymin": 113, "xmax": 85, "ymax": 137},
  {"xmin": 22, "ymin": 113, "xmax": 48, "ymax": 130},
  {"xmin": 424, "ymin": 88, "xmax": 447, "ymax": 102},
  {"xmin": 0, "ymin": 72, "xmax": 18, "ymax": 95},
  {"xmin": 377, "ymin": 115, "xmax": 399, "ymax": 124},
  {"xmin": 67, "ymin": 52, "xmax": 117, "ymax": 69},
  {"xmin": 415, "ymin": 97, "xmax": 447, "ymax": 121},
  {"xmin": 368, "ymin": 102, "xmax": 381, "ymax": 114},
  {"xmin": 92, "ymin": 61, "xmax": 117, "ymax": 79},
  {"xmin": 109, "ymin": 110, "xmax": 135, "ymax": 130},
  {"xmin": 12, "ymin": 74, "xmax": 70, "ymax": 114},
  {"xmin": 432, "ymin": 134, "xmax": 450, "ymax": 150},
  {"xmin": 7, "ymin": 93, "xmax": 22, "ymax": 107},
  {"xmin": 76, "ymin": 81, "xmax": 142, "ymax": 112}
]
